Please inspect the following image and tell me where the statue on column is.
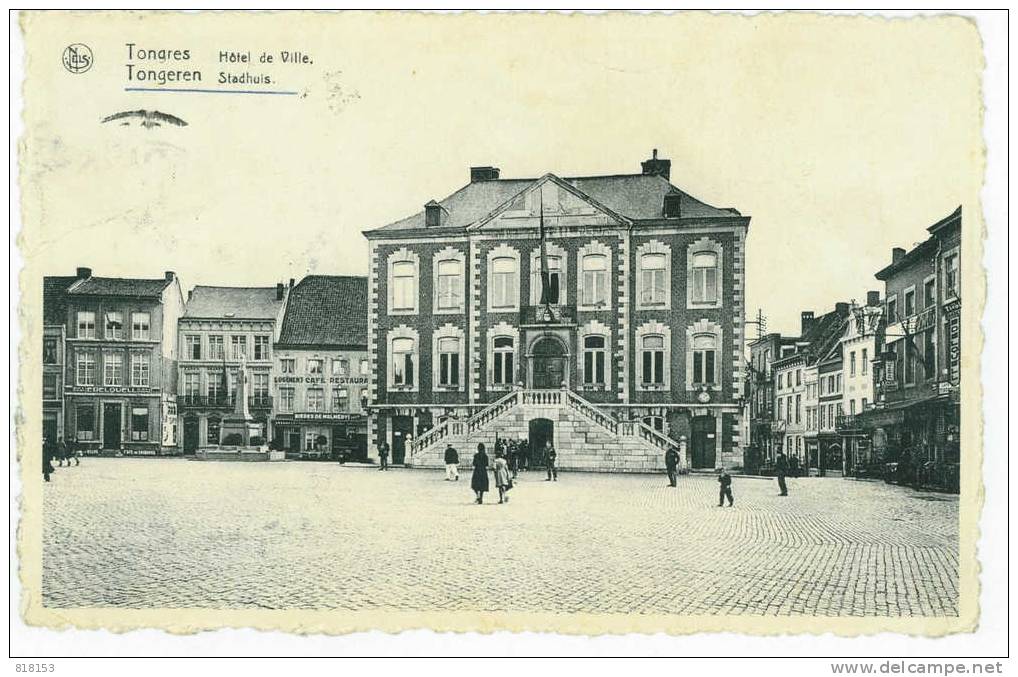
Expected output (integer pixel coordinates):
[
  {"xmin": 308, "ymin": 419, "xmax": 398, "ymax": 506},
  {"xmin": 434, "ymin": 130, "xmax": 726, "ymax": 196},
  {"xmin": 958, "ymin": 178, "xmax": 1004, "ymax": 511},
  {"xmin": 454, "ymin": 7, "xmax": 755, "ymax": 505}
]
[{"xmin": 235, "ymin": 350, "xmax": 251, "ymax": 419}]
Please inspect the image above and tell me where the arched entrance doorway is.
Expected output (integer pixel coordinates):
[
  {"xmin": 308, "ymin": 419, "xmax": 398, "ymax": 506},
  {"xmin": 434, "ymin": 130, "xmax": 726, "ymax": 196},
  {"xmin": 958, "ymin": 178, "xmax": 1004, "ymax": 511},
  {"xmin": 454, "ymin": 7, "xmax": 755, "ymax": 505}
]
[
  {"xmin": 182, "ymin": 415, "xmax": 200, "ymax": 454},
  {"xmin": 530, "ymin": 336, "xmax": 567, "ymax": 389},
  {"xmin": 528, "ymin": 418, "xmax": 554, "ymax": 462}
]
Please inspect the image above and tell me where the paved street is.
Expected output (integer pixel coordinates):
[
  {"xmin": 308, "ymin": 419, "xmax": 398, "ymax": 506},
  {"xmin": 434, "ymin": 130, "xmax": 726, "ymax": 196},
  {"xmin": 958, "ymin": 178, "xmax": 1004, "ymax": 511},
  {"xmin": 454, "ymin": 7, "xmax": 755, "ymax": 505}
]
[{"xmin": 42, "ymin": 459, "xmax": 958, "ymax": 616}]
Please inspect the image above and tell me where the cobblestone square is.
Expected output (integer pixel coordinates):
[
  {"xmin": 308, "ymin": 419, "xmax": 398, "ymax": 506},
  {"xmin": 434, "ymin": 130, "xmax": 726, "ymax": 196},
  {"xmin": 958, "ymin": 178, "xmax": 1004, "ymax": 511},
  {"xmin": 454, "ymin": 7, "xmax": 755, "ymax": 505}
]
[{"xmin": 42, "ymin": 459, "xmax": 958, "ymax": 616}]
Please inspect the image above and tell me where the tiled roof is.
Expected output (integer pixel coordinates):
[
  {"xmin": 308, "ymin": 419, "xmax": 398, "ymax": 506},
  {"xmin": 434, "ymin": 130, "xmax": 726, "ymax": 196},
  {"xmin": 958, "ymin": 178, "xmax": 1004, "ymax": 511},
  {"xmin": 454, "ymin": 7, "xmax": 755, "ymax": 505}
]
[
  {"xmin": 68, "ymin": 276, "xmax": 172, "ymax": 297},
  {"xmin": 368, "ymin": 172, "xmax": 740, "ymax": 233},
  {"xmin": 803, "ymin": 307, "xmax": 850, "ymax": 363},
  {"xmin": 277, "ymin": 275, "xmax": 367, "ymax": 348},
  {"xmin": 183, "ymin": 286, "xmax": 283, "ymax": 319},
  {"xmin": 43, "ymin": 276, "xmax": 77, "ymax": 324}
]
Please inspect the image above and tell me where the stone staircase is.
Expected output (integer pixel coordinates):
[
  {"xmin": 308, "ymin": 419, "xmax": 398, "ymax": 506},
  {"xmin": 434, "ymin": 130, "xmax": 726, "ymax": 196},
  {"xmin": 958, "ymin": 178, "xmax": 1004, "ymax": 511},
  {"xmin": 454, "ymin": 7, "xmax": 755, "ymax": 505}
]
[{"xmin": 409, "ymin": 389, "xmax": 681, "ymax": 473}]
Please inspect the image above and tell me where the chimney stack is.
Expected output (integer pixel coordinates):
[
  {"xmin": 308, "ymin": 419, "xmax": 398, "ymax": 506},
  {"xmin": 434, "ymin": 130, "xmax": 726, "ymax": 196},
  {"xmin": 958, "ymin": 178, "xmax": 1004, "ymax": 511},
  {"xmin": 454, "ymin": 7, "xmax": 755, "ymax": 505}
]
[
  {"xmin": 289, "ymin": 278, "xmax": 295, "ymax": 288},
  {"xmin": 835, "ymin": 302, "xmax": 850, "ymax": 315},
  {"xmin": 800, "ymin": 311, "xmax": 815, "ymax": 337},
  {"xmin": 866, "ymin": 290, "xmax": 880, "ymax": 307},
  {"xmin": 276, "ymin": 282, "xmax": 285, "ymax": 300},
  {"xmin": 470, "ymin": 166, "xmax": 500, "ymax": 183},
  {"xmin": 187, "ymin": 289, "xmax": 193, "ymax": 301},
  {"xmin": 892, "ymin": 247, "xmax": 906, "ymax": 264},
  {"xmin": 424, "ymin": 200, "xmax": 443, "ymax": 228},
  {"xmin": 641, "ymin": 148, "xmax": 671, "ymax": 181},
  {"xmin": 76, "ymin": 267, "xmax": 92, "ymax": 280},
  {"xmin": 165, "ymin": 271, "xmax": 176, "ymax": 281}
]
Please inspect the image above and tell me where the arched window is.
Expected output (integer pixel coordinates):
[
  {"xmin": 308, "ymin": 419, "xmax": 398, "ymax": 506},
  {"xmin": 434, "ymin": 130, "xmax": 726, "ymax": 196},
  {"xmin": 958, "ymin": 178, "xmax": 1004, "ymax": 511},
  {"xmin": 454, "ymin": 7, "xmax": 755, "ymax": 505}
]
[
  {"xmin": 583, "ymin": 335, "xmax": 606, "ymax": 385},
  {"xmin": 437, "ymin": 336, "xmax": 460, "ymax": 387},
  {"xmin": 690, "ymin": 252, "xmax": 718, "ymax": 304},
  {"xmin": 491, "ymin": 256, "xmax": 518, "ymax": 309},
  {"xmin": 392, "ymin": 261, "xmax": 416, "ymax": 311},
  {"xmin": 692, "ymin": 333, "xmax": 717, "ymax": 385},
  {"xmin": 436, "ymin": 260, "xmax": 463, "ymax": 311},
  {"xmin": 492, "ymin": 336, "xmax": 515, "ymax": 385},
  {"xmin": 641, "ymin": 334, "xmax": 666, "ymax": 385},
  {"xmin": 640, "ymin": 253, "xmax": 667, "ymax": 306},
  {"xmin": 581, "ymin": 254, "xmax": 608, "ymax": 306},
  {"xmin": 392, "ymin": 337, "xmax": 416, "ymax": 386}
]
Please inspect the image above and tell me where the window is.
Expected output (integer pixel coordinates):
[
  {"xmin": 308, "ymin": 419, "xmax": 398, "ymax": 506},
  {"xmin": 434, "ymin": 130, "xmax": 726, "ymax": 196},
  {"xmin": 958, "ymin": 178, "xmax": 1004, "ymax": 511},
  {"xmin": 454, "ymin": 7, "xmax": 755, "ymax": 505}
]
[
  {"xmin": 436, "ymin": 259, "xmax": 464, "ymax": 310},
  {"xmin": 581, "ymin": 254, "xmax": 608, "ymax": 306},
  {"xmin": 492, "ymin": 336, "xmax": 514, "ymax": 385},
  {"xmin": 207, "ymin": 371, "xmax": 223, "ymax": 401},
  {"xmin": 280, "ymin": 358, "xmax": 295, "ymax": 374},
  {"xmin": 43, "ymin": 338, "xmax": 58, "ymax": 364},
  {"xmin": 208, "ymin": 335, "xmax": 225, "ymax": 360},
  {"xmin": 184, "ymin": 372, "xmax": 200, "ymax": 396},
  {"xmin": 944, "ymin": 253, "xmax": 959, "ymax": 298},
  {"xmin": 691, "ymin": 334, "xmax": 717, "ymax": 385},
  {"xmin": 862, "ymin": 397, "xmax": 868, "ymax": 410},
  {"xmin": 796, "ymin": 369, "xmax": 801, "ymax": 387},
  {"xmin": 185, "ymin": 335, "xmax": 201, "ymax": 360},
  {"xmin": 103, "ymin": 353, "xmax": 123, "ymax": 386},
  {"xmin": 306, "ymin": 388, "xmax": 325, "ymax": 412},
  {"xmin": 392, "ymin": 338, "xmax": 415, "ymax": 386},
  {"xmin": 786, "ymin": 397, "xmax": 792, "ymax": 424},
  {"xmin": 131, "ymin": 353, "xmax": 149, "ymax": 387},
  {"xmin": 77, "ymin": 311, "xmax": 96, "ymax": 338},
  {"xmin": 836, "ymin": 374, "xmax": 842, "ymax": 392},
  {"xmin": 253, "ymin": 373, "xmax": 269, "ymax": 398},
  {"xmin": 850, "ymin": 351, "xmax": 856, "ymax": 377},
  {"xmin": 132, "ymin": 312, "xmax": 150, "ymax": 340},
  {"xmin": 583, "ymin": 335, "xmax": 606, "ymax": 385},
  {"xmin": 641, "ymin": 335, "xmax": 665, "ymax": 385},
  {"xmin": 305, "ymin": 431, "xmax": 321, "ymax": 451},
  {"xmin": 307, "ymin": 358, "xmax": 323, "ymax": 375},
  {"xmin": 333, "ymin": 358, "xmax": 348, "ymax": 376},
  {"xmin": 360, "ymin": 359, "xmax": 370, "ymax": 376},
  {"xmin": 278, "ymin": 388, "xmax": 294, "ymax": 412},
  {"xmin": 207, "ymin": 418, "xmax": 220, "ymax": 445},
  {"xmin": 535, "ymin": 256, "xmax": 562, "ymax": 305},
  {"xmin": 491, "ymin": 257, "xmax": 518, "ymax": 309},
  {"xmin": 640, "ymin": 253, "xmax": 667, "ymax": 306},
  {"xmin": 438, "ymin": 337, "xmax": 461, "ymax": 386},
  {"xmin": 886, "ymin": 298, "xmax": 897, "ymax": 323},
  {"xmin": 795, "ymin": 394, "xmax": 801, "ymax": 424},
  {"xmin": 231, "ymin": 335, "xmax": 248, "ymax": 360},
  {"xmin": 76, "ymin": 404, "xmax": 95, "ymax": 441},
  {"xmin": 862, "ymin": 348, "xmax": 868, "ymax": 375},
  {"xmin": 254, "ymin": 336, "xmax": 270, "ymax": 361},
  {"xmin": 904, "ymin": 289, "xmax": 915, "ymax": 317},
  {"xmin": 643, "ymin": 416, "xmax": 664, "ymax": 432},
  {"xmin": 850, "ymin": 400, "xmax": 857, "ymax": 415},
  {"xmin": 332, "ymin": 388, "xmax": 348, "ymax": 411},
  {"xmin": 130, "ymin": 407, "xmax": 149, "ymax": 441},
  {"xmin": 392, "ymin": 261, "xmax": 416, "ymax": 311},
  {"xmin": 923, "ymin": 330, "xmax": 935, "ymax": 378},
  {"xmin": 924, "ymin": 279, "xmax": 936, "ymax": 309},
  {"xmin": 778, "ymin": 372, "xmax": 783, "ymax": 389},
  {"xmin": 690, "ymin": 252, "xmax": 718, "ymax": 304},
  {"xmin": 104, "ymin": 312, "xmax": 123, "ymax": 340},
  {"xmin": 43, "ymin": 374, "xmax": 57, "ymax": 400}
]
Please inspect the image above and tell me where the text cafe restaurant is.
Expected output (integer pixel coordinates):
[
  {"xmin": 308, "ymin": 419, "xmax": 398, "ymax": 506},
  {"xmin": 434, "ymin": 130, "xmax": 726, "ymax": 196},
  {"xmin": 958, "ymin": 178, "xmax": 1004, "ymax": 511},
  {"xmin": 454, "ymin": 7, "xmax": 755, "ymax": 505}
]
[{"xmin": 271, "ymin": 372, "xmax": 369, "ymax": 459}]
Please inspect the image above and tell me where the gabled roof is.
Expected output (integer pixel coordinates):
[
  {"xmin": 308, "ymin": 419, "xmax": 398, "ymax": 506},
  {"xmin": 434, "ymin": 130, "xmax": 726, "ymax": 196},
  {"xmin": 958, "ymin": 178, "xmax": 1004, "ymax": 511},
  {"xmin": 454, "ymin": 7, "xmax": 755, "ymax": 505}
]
[
  {"xmin": 366, "ymin": 171, "xmax": 742, "ymax": 235},
  {"xmin": 68, "ymin": 276, "xmax": 173, "ymax": 298},
  {"xmin": 183, "ymin": 286, "xmax": 283, "ymax": 320},
  {"xmin": 277, "ymin": 275, "xmax": 367, "ymax": 348},
  {"xmin": 43, "ymin": 276, "xmax": 77, "ymax": 324},
  {"xmin": 772, "ymin": 306, "xmax": 850, "ymax": 369}
]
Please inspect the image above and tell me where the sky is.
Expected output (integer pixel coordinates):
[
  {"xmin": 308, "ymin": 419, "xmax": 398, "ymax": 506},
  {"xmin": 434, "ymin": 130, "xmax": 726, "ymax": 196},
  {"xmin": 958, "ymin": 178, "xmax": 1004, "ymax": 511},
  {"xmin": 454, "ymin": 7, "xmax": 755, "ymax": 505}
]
[{"xmin": 20, "ymin": 12, "xmax": 983, "ymax": 338}]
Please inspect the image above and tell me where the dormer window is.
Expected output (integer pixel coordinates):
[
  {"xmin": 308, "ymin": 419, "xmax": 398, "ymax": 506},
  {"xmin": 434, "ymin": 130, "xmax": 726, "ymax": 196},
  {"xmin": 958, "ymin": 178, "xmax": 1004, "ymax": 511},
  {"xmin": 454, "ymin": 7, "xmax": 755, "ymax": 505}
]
[
  {"xmin": 425, "ymin": 200, "xmax": 443, "ymax": 228},
  {"xmin": 663, "ymin": 194, "xmax": 681, "ymax": 218}
]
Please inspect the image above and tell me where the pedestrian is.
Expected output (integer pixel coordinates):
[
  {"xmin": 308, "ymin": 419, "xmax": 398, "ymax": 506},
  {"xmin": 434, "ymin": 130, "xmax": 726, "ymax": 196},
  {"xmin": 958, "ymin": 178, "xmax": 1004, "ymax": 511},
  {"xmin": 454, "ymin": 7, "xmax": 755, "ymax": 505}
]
[
  {"xmin": 42, "ymin": 437, "xmax": 55, "ymax": 483},
  {"xmin": 717, "ymin": 467, "xmax": 734, "ymax": 507},
  {"xmin": 508, "ymin": 441, "xmax": 519, "ymax": 479},
  {"xmin": 444, "ymin": 443, "xmax": 460, "ymax": 481},
  {"xmin": 66, "ymin": 437, "xmax": 79, "ymax": 466},
  {"xmin": 378, "ymin": 440, "xmax": 390, "ymax": 471},
  {"xmin": 665, "ymin": 446, "xmax": 680, "ymax": 487},
  {"xmin": 544, "ymin": 442, "xmax": 558, "ymax": 482},
  {"xmin": 493, "ymin": 449, "xmax": 512, "ymax": 504},
  {"xmin": 775, "ymin": 451, "xmax": 789, "ymax": 496},
  {"xmin": 405, "ymin": 435, "xmax": 414, "ymax": 467},
  {"xmin": 471, "ymin": 443, "xmax": 490, "ymax": 504}
]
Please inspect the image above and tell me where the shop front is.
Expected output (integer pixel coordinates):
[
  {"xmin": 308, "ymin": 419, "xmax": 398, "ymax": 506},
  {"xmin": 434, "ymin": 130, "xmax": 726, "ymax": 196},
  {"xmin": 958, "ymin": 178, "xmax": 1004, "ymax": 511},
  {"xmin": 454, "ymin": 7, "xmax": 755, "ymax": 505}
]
[
  {"xmin": 65, "ymin": 385, "xmax": 165, "ymax": 455},
  {"xmin": 273, "ymin": 411, "xmax": 367, "ymax": 461}
]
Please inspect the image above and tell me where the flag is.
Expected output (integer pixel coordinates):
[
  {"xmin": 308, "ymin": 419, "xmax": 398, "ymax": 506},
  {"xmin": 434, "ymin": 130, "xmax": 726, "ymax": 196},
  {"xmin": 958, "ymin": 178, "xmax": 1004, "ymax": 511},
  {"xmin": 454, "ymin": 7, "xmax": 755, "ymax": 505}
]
[{"xmin": 538, "ymin": 186, "xmax": 552, "ymax": 307}]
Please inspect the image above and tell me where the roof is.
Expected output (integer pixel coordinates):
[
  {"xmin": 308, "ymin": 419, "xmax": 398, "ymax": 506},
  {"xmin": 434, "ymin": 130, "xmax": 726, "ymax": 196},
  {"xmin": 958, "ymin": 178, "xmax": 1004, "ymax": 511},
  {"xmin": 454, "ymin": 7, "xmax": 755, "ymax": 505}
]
[
  {"xmin": 367, "ymin": 172, "xmax": 742, "ymax": 234},
  {"xmin": 875, "ymin": 236, "xmax": 938, "ymax": 281},
  {"xmin": 773, "ymin": 306, "xmax": 850, "ymax": 369},
  {"xmin": 43, "ymin": 276, "xmax": 77, "ymax": 324},
  {"xmin": 276, "ymin": 275, "xmax": 367, "ymax": 348},
  {"xmin": 927, "ymin": 205, "xmax": 962, "ymax": 235},
  {"xmin": 183, "ymin": 286, "xmax": 283, "ymax": 319},
  {"xmin": 67, "ymin": 276, "xmax": 173, "ymax": 297}
]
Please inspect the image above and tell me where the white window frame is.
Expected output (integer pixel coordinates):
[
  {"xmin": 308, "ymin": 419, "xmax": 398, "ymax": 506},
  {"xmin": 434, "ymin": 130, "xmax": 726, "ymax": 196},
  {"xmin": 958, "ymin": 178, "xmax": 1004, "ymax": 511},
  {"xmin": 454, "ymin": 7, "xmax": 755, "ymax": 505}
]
[
  {"xmin": 487, "ymin": 244, "xmax": 521, "ymax": 312},
  {"xmin": 902, "ymin": 285, "xmax": 916, "ymax": 318},
  {"xmin": 635, "ymin": 239, "xmax": 672, "ymax": 310},
  {"xmin": 105, "ymin": 311, "xmax": 124, "ymax": 341},
  {"xmin": 77, "ymin": 311, "xmax": 96, "ymax": 339},
  {"xmin": 387, "ymin": 248, "xmax": 420, "ymax": 316},
  {"xmin": 686, "ymin": 319, "xmax": 724, "ymax": 392},
  {"xmin": 130, "ymin": 352, "xmax": 150, "ymax": 387},
  {"xmin": 578, "ymin": 319, "xmax": 611, "ymax": 390},
  {"xmin": 280, "ymin": 358, "xmax": 295, "ymax": 374},
  {"xmin": 131, "ymin": 312, "xmax": 151, "ymax": 340},
  {"xmin": 231, "ymin": 335, "xmax": 248, "ymax": 360},
  {"xmin": 942, "ymin": 247, "xmax": 960, "ymax": 301},
  {"xmin": 278, "ymin": 387, "xmax": 295, "ymax": 412},
  {"xmin": 185, "ymin": 334, "xmax": 202, "ymax": 360},
  {"xmin": 636, "ymin": 321, "xmax": 671, "ymax": 391},
  {"xmin": 686, "ymin": 237, "xmax": 724, "ymax": 309},
  {"xmin": 387, "ymin": 326, "xmax": 419, "ymax": 392},
  {"xmin": 104, "ymin": 352, "xmax": 124, "ymax": 386},
  {"xmin": 487, "ymin": 321, "xmax": 519, "ymax": 391},
  {"xmin": 432, "ymin": 323, "xmax": 466, "ymax": 392},
  {"xmin": 253, "ymin": 335, "xmax": 270, "ymax": 361},
  {"xmin": 577, "ymin": 240, "xmax": 612, "ymax": 310},
  {"xmin": 75, "ymin": 350, "xmax": 96, "ymax": 386},
  {"xmin": 432, "ymin": 246, "xmax": 467, "ymax": 314},
  {"xmin": 208, "ymin": 334, "xmax": 225, "ymax": 361},
  {"xmin": 306, "ymin": 388, "xmax": 325, "ymax": 412}
]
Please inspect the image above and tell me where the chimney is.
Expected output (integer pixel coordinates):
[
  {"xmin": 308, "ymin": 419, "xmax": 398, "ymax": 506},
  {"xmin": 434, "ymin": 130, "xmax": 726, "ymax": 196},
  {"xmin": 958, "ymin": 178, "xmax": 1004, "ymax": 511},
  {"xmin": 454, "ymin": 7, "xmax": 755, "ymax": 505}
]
[
  {"xmin": 835, "ymin": 302, "xmax": 850, "ymax": 315},
  {"xmin": 424, "ymin": 200, "xmax": 443, "ymax": 228},
  {"xmin": 289, "ymin": 278, "xmax": 295, "ymax": 288},
  {"xmin": 866, "ymin": 290, "xmax": 880, "ymax": 307},
  {"xmin": 640, "ymin": 148, "xmax": 671, "ymax": 181},
  {"xmin": 187, "ymin": 289, "xmax": 193, "ymax": 301},
  {"xmin": 76, "ymin": 267, "xmax": 92, "ymax": 280},
  {"xmin": 892, "ymin": 247, "xmax": 906, "ymax": 264},
  {"xmin": 276, "ymin": 282, "xmax": 284, "ymax": 301},
  {"xmin": 165, "ymin": 271, "xmax": 176, "ymax": 281},
  {"xmin": 470, "ymin": 166, "xmax": 500, "ymax": 183},
  {"xmin": 800, "ymin": 311, "xmax": 815, "ymax": 337}
]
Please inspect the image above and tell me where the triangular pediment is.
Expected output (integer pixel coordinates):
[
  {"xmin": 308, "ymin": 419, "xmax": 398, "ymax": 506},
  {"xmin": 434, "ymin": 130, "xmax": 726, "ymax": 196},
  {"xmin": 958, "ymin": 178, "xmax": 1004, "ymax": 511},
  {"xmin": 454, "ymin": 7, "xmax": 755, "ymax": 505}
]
[{"xmin": 470, "ymin": 174, "xmax": 628, "ymax": 231}]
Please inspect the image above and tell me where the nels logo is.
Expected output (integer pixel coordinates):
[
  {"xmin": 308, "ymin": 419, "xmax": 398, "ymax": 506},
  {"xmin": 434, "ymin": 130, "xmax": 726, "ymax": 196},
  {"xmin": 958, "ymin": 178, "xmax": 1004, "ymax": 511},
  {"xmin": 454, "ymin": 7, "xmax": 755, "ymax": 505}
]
[{"xmin": 62, "ymin": 43, "xmax": 93, "ymax": 74}]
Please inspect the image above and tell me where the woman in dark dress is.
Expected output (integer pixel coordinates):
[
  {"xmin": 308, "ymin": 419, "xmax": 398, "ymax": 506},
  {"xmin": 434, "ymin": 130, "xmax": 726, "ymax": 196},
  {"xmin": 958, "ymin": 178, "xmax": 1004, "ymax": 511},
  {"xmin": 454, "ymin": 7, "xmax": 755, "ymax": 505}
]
[{"xmin": 471, "ymin": 443, "xmax": 490, "ymax": 504}]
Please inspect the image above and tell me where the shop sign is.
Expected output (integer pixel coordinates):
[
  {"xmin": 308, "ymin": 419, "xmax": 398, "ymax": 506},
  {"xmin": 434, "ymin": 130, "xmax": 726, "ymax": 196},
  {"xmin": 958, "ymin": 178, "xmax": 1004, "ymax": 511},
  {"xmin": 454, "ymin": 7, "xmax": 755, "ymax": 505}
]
[
  {"xmin": 293, "ymin": 412, "xmax": 362, "ymax": 422},
  {"xmin": 274, "ymin": 375, "xmax": 368, "ymax": 385},
  {"xmin": 913, "ymin": 307, "xmax": 935, "ymax": 333},
  {"xmin": 948, "ymin": 316, "xmax": 961, "ymax": 385},
  {"xmin": 66, "ymin": 385, "xmax": 156, "ymax": 395}
]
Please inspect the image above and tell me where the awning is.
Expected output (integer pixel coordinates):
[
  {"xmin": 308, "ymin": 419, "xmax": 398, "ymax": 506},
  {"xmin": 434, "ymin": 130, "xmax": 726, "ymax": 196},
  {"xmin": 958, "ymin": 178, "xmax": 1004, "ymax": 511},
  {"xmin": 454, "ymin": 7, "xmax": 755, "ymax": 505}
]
[{"xmin": 855, "ymin": 394, "xmax": 945, "ymax": 428}]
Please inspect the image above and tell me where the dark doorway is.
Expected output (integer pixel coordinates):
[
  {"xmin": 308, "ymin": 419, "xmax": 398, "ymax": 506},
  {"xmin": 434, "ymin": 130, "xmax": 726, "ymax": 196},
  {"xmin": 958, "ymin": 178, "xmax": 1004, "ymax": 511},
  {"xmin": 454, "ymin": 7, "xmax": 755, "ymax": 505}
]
[
  {"xmin": 690, "ymin": 415, "xmax": 716, "ymax": 469},
  {"xmin": 528, "ymin": 418, "xmax": 554, "ymax": 463},
  {"xmin": 103, "ymin": 403, "xmax": 122, "ymax": 450},
  {"xmin": 43, "ymin": 413, "xmax": 58, "ymax": 445},
  {"xmin": 391, "ymin": 415, "xmax": 413, "ymax": 464},
  {"xmin": 286, "ymin": 430, "xmax": 301, "ymax": 455},
  {"xmin": 182, "ymin": 416, "xmax": 200, "ymax": 454},
  {"xmin": 532, "ymin": 337, "xmax": 566, "ymax": 389}
]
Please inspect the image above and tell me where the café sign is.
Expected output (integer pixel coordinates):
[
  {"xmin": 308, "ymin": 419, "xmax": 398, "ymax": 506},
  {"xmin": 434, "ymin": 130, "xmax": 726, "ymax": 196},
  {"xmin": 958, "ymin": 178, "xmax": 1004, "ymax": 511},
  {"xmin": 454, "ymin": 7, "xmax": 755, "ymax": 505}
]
[{"xmin": 274, "ymin": 376, "xmax": 368, "ymax": 385}]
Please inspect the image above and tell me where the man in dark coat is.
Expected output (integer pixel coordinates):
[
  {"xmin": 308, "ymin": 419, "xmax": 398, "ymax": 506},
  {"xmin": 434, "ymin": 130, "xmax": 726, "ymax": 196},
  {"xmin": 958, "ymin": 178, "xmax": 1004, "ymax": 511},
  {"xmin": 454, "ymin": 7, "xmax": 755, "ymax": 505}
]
[
  {"xmin": 717, "ymin": 467, "xmax": 734, "ymax": 506},
  {"xmin": 665, "ymin": 447, "xmax": 680, "ymax": 487},
  {"xmin": 775, "ymin": 451, "xmax": 789, "ymax": 496},
  {"xmin": 378, "ymin": 441, "xmax": 390, "ymax": 471},
  {"xmin": 444, "ymin": 443, "xmax": 459, "ymax": 481},
  {"xmin": 544, "ymin": 443, "xmax": 558, "ymax": 482},
  {"xmin": 42, "ymin": 437, "xmax": 55, "ymax": 482}
]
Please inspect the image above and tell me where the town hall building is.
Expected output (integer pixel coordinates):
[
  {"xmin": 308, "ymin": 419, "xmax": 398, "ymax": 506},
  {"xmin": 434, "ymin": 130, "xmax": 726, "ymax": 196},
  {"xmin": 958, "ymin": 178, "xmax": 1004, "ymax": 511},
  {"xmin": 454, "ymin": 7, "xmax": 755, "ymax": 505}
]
[{"xmin": 363, "ymin": 151, "xmax": 750, "ymax": 472}]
